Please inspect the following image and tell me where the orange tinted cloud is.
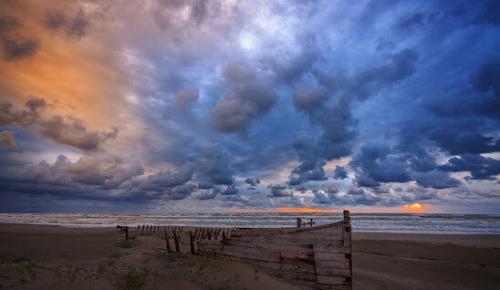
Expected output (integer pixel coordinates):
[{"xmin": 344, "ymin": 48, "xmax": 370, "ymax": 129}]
[
  {"xmin": 0, "ymin": 0, "xmax": 132, "ymax": 130},
  {"xmin": 0, "ymin": 0, "xmax": 147, "ymax": 158}
]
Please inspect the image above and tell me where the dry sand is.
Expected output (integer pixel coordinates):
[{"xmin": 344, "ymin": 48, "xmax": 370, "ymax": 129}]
[{"xmin": 1, "ymin": 224, "xmax": 499, "ymax": 290}]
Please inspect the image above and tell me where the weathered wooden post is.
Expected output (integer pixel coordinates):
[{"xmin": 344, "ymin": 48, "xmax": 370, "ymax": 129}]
[
  {"xmin": 165, "ymin": 231, "xmax": 172, "ymax": 252},
  {"xmin": 189, "ymin": 231, "xmax": 196, "ymax": 255},
  {"xmin": 116, "ymin": 225, "xmax": 129, "ymax": 240},
  {"xmin": 173, "ymin": 230, "xmax": 180, "ymax": 252},
  {"xmin": 343, "ymin": 209, "xmax": 352, "ymax": 287},
  {"xmin": 296, "ymin": 218, "xmax": 302, "ymax": 228}
]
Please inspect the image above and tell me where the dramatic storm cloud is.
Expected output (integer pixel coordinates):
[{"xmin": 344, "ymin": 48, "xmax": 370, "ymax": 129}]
[{"xmin": 0, "ymin": 0, "xmax": 499, "ymax": 213}]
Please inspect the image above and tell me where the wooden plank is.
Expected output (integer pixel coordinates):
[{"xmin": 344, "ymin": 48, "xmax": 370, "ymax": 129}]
[
  {"xmin": 314, "ymin": 252, "xmax": 347, "ymax": 262},
  {"xmin": 222, "ymin": 245, "xmax": 281, "ymax": 262},
  {"xmin": 178, "ymin": 231, "xmax": 191, "ymax": 254},
  {"xmin": 236, "ymin": 259, "xmax": 317, "ymax": 281},
  {"xmin": 315, "ymin": 267, "xmax": 350, "ymax": 277},
  {"xmin": 314, "ymin": 258, "xmax": 349, "ymax": 270},
  {"xmin": 231, "ymin": 221, "xmax": 344, "ymax": 237},
  {"xmin": 225, "ymin": 238, "xmax": 314, "ymax": 250},
  {"xmin": 316, "ymin": 275, "xmax": 348, "ymax": 285},
  {"xmin": 317, "ymin": 284, "xmax": 350, "ymax": 290},
  {"xmin": 233, "ymin": 234, "xmax": 344, "ymax": 246}
]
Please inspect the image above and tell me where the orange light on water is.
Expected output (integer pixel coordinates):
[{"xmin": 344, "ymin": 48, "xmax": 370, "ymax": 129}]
[{"xmin": 275, "ymin": 207, "xmax": 338, "ymax": 213}]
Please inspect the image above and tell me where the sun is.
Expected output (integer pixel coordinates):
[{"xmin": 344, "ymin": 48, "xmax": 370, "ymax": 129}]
[{"xmin": 402, "ymin": 203, "xmax": 430, "ymax": 213}]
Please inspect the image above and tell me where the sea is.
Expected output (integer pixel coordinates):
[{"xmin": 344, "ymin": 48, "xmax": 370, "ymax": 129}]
[{"xmin": 1, "ymin": 212, "xmax": 499, "ymax": 234}]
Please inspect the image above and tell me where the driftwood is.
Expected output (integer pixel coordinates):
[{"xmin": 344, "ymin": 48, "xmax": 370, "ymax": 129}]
[{"xmin": 134, "ymin": 210, "xmax": 352, "ymax": 290}]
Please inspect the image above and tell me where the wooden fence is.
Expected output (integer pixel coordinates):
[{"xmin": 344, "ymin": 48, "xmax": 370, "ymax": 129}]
[{"xmin": 134, "ymin": 210, "xmax": 352, "ymax": 290}]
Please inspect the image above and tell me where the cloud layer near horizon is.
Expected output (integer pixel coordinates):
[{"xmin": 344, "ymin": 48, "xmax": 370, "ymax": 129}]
[{"xmin": 0, "ymin": 0, "xmax": 499, "ymax": 213}]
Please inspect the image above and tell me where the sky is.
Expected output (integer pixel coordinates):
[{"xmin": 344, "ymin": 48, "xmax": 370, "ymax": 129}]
[{"xmin": 0, "ymin": 0, "xmax": 499, "ymax": 213}]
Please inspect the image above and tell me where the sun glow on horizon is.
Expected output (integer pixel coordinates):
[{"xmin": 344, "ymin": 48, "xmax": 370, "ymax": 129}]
[
  {"xmin": 274, "ymin": 207, "xmax": 339, "ymax": 213},
  {"xmin": 402, "ymin": 203, "xmax": 431, "ymax": 213}
]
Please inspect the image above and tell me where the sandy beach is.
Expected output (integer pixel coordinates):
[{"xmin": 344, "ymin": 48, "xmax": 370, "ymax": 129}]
[{"xmin": 1, "ymin": 224, "xmax": 499, "ymax": 290}]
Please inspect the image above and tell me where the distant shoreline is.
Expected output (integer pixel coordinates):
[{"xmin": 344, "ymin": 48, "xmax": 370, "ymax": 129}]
[{"xmin": 1, "ymin": 212, "xmax": 499, "ymax": 236}]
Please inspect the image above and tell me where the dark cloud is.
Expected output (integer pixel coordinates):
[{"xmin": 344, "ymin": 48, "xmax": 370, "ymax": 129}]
[
  {"xmin": 356, "ymin": 49, "xmax": 419, "ymax": 90},
  {"xmin": 475, "ymin": 0, "xmax": 500, "ymax": 26},
  {"xmin": 25, "ymin": 97, "xmax": 47, "ymax": 112},
  {"xmin": 0, "ymin": 154, "xmax": 147, "ymax": 202},
  {"xmin": 176, "ymin": 89, "xmax": 199, "ymax": 109},
  {"xmin": 40, "ymin": 116, "xmax": 119, "ymax": 151},
  {"xmin": 43, "ymin": 9, "xmax": 90, "ymax": 39},
  {"xmin": 244, "ymin": 178, "xmax": 260, "ymax": 187},
  {"xmin": 322, "ymin": 183, "xmax": 339, "ymax": 194},
  {"xmin": 426, "ymin": 57, "xmax": 500, "ymax": 120},
  {"xmin": 440, "ymin": 154, "xmax": 500, "ymax": 180},
  {"xmin": 265, "ymin": 36, "xmax": 319, "ymax": 84},
  {"xmin": 190, "ymin": 0, "xmax": 209, "ymax": 25},
  {"xmin": 469, "ymin": 57, "xmax": 500, "ymax": 120},
  {"xmin": 1, "ymin": 11, "xmax": 38, "ymax": 61},
  {"xmin": 471, "ymin": 57, "xmax": 500, "ymax": 96},
  {"xmin": 221, "ymin": 184, "xmax": 238, "ymax": 195},
  {"xmin": 0, "ymin": 16, "xmax": 21, "ymax": 33},
  {"xmin": 351, "ymin": 144, "xmax": 411, "ymax": 186},
  {"xmin": 427, "ymin": 120, "xmax": 500, "ymax": 155},
  {"xmin": 398, "ymin": 13, "xmax": 425, "ymax": 31},
  {"xmin": 66, "ymin": 10, "xmax": 89, "ymax": 38},
  {"xmin": 144, "ymin": 166, "xmax": 193, "ymax": 188},
  {"xmin": 0, "ymin": 98, "xmax": 118, "ymax": 151},
  {"xmin": 287, "ymin": 102, "xmax": 355, "ymax": 186},
  {"xmin": 293, "ymin": 86, "xmax": 329, "ymax": 113},
  {"xmin": 268, "ymin": 184, "xmax": 292, "ymax": 197},
  {"xmin": 197, "ymin": 181, "xmax": 214, "ymax": 190},
  {"xmin": 168, "ymin": 183, "xmax": 197, "ymax": 200},
  {"xmin": 355, "ymin": 174, "xmax": 380, "ymax": 188},
  {"xmin": 348, "ymin": 187, "xmax": 365, "ymax": 196},
  {"xmin": 212, "ymin": 61, "xmax": 278, "ymax": 133},
  {"xmin": 151, "ymin": 0, "xmax": 221, "ymax": 32},
  {"xmin": 413, "ymin": 170, "xmax": 461, "ymax": 189},
  {"xmin": 0, "ymin": 97, "xmax": 45, "ymax": 126},
  {"xmin": 289, "ymin": 48, "xmax": 419, "ymax": 186},
  {"xmin": 351, "ymin": 142, "xmax": 462, "ymax": 190},
  {"xmin": 334, "ymin": 166, "xmax": 348, "ymax": 179},
  {"xmin": 195, "ymin": 147, "xmax": 234, "ymax": 186},
  {"xmin": 44, "ymin": 11, "xmax": 66, "ymax": 30},
  {"xmin": 2, "ymin": 38, "xmax": 39, "ymax": 61},
  {"xmin": 288, "ymin": 158, "xmax": 327, "ymax": 186}
]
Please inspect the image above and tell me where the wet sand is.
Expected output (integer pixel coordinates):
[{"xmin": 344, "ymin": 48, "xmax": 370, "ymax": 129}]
[{"xmin": 1, "ymin": 224, "xmax": 499, "ymax": 290}]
